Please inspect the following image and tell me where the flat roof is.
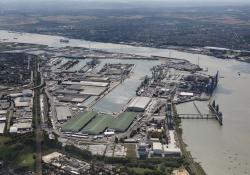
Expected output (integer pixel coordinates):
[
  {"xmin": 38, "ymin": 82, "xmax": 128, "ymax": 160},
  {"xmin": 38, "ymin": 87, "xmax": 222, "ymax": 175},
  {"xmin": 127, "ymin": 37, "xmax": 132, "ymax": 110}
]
[
  {"xmin": 0, "ymin": 123, "xmax": 5, "ymax": 134},
  {"xmin": 153, "ymin": 142, "xmax": 163, "ymax": 151},
  {"xmin": 56, "ymin": 106, "xmax": 71, "ymax": 121},
  {"xmin": 0, "ymin": 110, "xmax": 7, "ymax": 115},
  {"xmin": 82, "ymin": 114, "xmax": 113, "ymax": 135},
  {"xmin": 128, "ymin": 97, "xmax": 151, "ymax": 110},
  {"xmin": 79, "ymin": 86, "xmax": 107, "ymax": 96},
  {"xmin": 62, "ymin": 111, "xmax": 97, "ymax": 132},
  {"xmin": 80, "ymin": 81, "xmax": 109, "ymax": 87},
  {"xmin": 111, "ymin": 112, "xmax": 137, "ymax": 132},
  {"xmin": 13, "ymin": 122, "xmax": 32, "ymax": 129},
  {"xmin": 62, "ymin": 81, "xmax": 109, "ymax": 87}
]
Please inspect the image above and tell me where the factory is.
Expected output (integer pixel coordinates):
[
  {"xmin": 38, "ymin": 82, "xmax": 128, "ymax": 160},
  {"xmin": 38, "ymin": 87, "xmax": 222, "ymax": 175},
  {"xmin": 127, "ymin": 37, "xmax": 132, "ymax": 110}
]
[{"xmin": 127, "ymin": 97, "xmax": 151, "ymax": 112}]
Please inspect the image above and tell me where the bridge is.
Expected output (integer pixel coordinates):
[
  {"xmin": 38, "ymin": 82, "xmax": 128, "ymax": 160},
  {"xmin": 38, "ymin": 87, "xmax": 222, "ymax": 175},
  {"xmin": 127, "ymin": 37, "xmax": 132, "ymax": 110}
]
[{"xmin": 178, "ymin": 113, "xmax": 216, "ymax": 119}]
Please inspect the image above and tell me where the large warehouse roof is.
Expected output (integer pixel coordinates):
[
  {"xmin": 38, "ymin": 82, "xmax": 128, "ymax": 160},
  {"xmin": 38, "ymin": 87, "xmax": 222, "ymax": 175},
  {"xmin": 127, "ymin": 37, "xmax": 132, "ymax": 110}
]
[
  {"xmin": 79, "ymin": 86, "xmax": 107, "ymax": 96},
  {"xmin": 82, "ymin": 114, "xmax": 113, "ymax": 135},
  {"xmin": 111, "ymin": 112, "xmax": 137, "ymax": 132},
  {"xmin": 62, "ymin": 81, "xmax": 109, "ymax": 87},
  {"xmin": 62, "ymin": 111, "xmax": 97, "ymax": 132},
  {"xmin": 127, "ymin": 97, "xmax": 151, "ymax": 112},
  {"xmin": 81, "ymin": 112, "xmax": 137, "ymax": 134}
]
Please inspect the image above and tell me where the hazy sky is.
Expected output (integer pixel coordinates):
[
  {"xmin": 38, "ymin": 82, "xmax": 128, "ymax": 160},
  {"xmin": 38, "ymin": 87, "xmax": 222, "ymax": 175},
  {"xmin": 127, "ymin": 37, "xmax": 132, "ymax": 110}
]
[{"xmin": 0, "ymin": 0, "xmax": 249, "ymax": 11}]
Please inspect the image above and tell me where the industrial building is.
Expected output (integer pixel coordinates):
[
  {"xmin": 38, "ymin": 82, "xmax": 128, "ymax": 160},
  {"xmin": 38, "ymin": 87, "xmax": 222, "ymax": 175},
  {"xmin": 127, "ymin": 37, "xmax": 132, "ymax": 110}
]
[
  {"xmin": 110, "ymin": 112, "xmax": 137, "ymax": 132},
  {"xmin": 81, "ymin": 112, "xmax": 137, "ymax": 135},
  {"xmin": 14, "ymin": 97, "xmax": 32, "ymax": 108},
  {"xmin": 127, "ymin": 97, "xmax": 151, "ymax": 112},
  {"xmin": 55, "ymin": 106, "xmax": 72, "ymax": 122},
  {"xmin": 152, "ymin": 141, "xmax": 163, "ymax": 156},
  {"xmin": 62, "ymin": 81, "xmax": 109, "ymax": 87},
  {"xmin": 82, "ymin": 114, "xmax": 113, "ymax": 135},
  {"xmin": 10, "ymin": 122, "xmax": 32, "ymax": 133},
  {"xmin": 62, "ymin": 111, "xmax": 97, "ymax": 132},
  {"xmin": 79, "ymin": 86, "xmax": 108, "ymax": 96}
]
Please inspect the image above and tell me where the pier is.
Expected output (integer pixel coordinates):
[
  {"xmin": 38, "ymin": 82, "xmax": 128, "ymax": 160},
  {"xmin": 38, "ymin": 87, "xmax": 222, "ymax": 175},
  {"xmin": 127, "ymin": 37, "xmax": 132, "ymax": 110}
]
[
  {"xmin": 178, "ymin": 101, "xmax": 223, "ymax": 125},
  {"xmin": 208, "ymin": 100, "xmax": 223, "ymax": 125}
]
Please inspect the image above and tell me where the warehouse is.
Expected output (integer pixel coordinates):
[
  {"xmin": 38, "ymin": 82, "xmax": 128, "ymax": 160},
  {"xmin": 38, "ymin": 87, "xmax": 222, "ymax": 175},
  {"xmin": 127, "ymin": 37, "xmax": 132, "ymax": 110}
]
[
  {"xmin": 62, "ymin": 111, "xmax": 97, "ymax": 132},
  {"xmin": 79, "ymin": 86, "xmax": 108, "ymax": 96},
  {"xmin": 62, "ymin": 81, "xmax": 109, "ymax": 87},
  {"xmin": 55, "ymin": 106, "xmax": 72, "ymax": 122},
  {"xmin": 127, "ymin": 97, "xmax": 151, "ymax": 112},
  {"xmin": 80, "ymin": 81, "xmax": 109, "ymax": 87},
  {"xmin": 14, "ymin": 97, "xmax": 31, "ymax": 108},
  {"xmin": 58, "ymin": 95, "xmax": 88, "ymax": 103},
  {"xmin": 81, "ymin": 114, "xmax": 113, "ymax": 135},
  {"xmin": 111, "ymin": 112, "xmax": 137, "ymax": 132},
  {"xmin": 12, "ymin": 122, "xmax": 32, "ymax": 133}
]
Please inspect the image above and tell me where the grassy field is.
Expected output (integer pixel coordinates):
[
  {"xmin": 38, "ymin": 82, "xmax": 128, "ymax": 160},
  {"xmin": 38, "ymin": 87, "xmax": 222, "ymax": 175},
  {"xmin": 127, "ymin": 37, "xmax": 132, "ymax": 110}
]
[{"xmin": 11, "ymin": 146, "xmax": 35, "ymax": 170}]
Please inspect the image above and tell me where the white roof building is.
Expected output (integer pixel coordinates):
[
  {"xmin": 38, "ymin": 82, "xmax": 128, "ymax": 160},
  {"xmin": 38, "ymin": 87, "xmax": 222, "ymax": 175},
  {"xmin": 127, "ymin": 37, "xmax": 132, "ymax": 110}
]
[
  {"xmin": 152, "ymin": 142, "xmax": 163, "ymax": 156},
  {"xmin": 12, "ymin": 122, "xmax": 32, "ymax": 131},
  {"xmin": 62, "ymin": 81, "xmax": 109, "ymax": 87},
  {"xmin": 0, "ymin": 123, "xmax": 5, "ymax": 134},
  {"xmin": 55, "ymin": 106, "xmax": 71, "ymax": 122},
  {"xmin": 9, "ymin": 126, "xmax": 18, "ymax": 133},
  {"xmin": 127, "ymin": 97, "xmax": 151, "ymax": 112},
  {"xmin": 163, "ymin": 130, "xmax": 181, "ymax": 156},
  {"xmin": 179, "ymin": 92, "xmax": 194, "ymax": 96},
  {"xmin": 14, "ymin": 97, "xmax": 31, "ymax": 108},
  {"xmin": 0, "ymin": 110, "xmax": 7, "ymax": 115}
]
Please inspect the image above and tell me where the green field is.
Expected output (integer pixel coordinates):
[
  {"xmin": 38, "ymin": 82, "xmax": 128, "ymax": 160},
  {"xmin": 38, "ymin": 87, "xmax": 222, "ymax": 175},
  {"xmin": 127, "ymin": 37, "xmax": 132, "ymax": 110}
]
[
  {"xmin": 0, "ymin": 136, "xmax": 35, "ymax": 171},
  {"xmin": 11, "ymin": 146, "xmax": 35, "ymax": 170},
  {"xmin": 62, "ymin": 111, "xmax": 97, "ymax": 132}
]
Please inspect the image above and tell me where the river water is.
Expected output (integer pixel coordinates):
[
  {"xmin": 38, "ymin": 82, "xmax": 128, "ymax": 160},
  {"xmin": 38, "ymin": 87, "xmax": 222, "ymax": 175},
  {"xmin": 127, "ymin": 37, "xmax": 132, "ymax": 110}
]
[{"xmin": 1, "ymin": 30, "xmax": 250, "ymax": 175}]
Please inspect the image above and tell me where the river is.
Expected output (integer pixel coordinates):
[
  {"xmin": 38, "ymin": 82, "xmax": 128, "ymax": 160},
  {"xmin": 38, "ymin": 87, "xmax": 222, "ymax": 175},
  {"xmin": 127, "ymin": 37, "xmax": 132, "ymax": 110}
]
[{"xmin": 1, "ymin": 30, "xmax": 250, "ymax": 175}]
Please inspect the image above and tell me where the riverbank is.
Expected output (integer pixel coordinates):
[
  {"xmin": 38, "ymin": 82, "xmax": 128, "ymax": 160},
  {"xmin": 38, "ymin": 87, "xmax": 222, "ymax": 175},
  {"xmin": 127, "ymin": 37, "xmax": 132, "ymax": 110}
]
[{"xmin": 173, "ymin": 104, "xmax": 206, "ymax": 175}]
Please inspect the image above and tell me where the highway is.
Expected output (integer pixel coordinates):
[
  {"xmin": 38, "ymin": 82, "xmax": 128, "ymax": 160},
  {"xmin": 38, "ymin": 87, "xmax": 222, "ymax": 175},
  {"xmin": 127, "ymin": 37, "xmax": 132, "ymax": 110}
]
[{"xmin": 33, "ymin": 58, "xmax": 43, "ymax": 175}]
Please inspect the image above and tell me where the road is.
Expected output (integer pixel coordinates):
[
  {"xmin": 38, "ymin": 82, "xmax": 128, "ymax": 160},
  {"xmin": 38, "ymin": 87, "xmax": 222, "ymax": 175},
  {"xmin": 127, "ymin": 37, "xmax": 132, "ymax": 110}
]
[{"xmin": 33, "ymin": 58, "xmax": 43, "ymax": 175}]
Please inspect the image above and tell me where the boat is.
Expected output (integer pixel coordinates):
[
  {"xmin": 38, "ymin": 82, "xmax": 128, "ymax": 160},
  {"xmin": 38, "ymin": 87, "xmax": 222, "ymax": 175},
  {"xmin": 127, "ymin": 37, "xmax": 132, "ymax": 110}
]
[{"xmin": 60, "ymin": 39, "xmax": 69, "ymax": 43}]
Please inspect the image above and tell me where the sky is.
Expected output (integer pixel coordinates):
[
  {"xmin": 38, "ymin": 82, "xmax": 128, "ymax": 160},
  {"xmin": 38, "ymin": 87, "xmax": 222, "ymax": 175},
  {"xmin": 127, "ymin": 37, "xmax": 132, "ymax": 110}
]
[{"xmin": 0, "ymin": 0, "xmax": 249, "ymax": 11}]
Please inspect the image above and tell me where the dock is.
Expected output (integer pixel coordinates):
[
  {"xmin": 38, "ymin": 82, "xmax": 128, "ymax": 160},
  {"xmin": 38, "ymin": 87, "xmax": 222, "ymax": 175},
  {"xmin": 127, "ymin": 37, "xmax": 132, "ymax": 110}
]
[
  {"xmin": 178, "ymin": 101, "xmax": 223, "ymax": 125},
  {"xmin": 208, "ymin": 100, "xmax": 223, "ymax": 125}
]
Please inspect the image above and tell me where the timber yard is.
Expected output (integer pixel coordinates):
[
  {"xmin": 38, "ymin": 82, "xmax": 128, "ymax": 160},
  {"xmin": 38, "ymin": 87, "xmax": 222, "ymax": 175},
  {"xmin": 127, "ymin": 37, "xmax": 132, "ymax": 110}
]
[{"xmin": 0, "ymin": 41, "xmax": 223, "ymax": 175}]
